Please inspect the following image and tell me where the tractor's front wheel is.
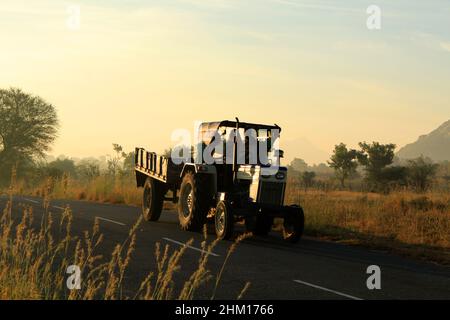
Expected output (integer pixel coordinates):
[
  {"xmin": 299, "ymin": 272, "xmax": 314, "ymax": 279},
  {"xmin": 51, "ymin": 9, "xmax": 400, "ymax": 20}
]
[
  {"xmin": 214, "ymin": 201, "xmax": 234, "ymax": 240},
  {"xmin": 282, "ymin": 205, "xmax": 305, "ymax": 243},
  {"xmin": 142, "ymin": 177, "xmax": 165, "ymax": 221}
]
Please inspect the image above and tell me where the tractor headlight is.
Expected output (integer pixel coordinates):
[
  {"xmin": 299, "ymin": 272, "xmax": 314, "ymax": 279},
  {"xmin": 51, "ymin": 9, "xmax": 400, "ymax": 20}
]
[{"xmin": 275, "ymin": 172, "xmax": 285, "ymax": 180}]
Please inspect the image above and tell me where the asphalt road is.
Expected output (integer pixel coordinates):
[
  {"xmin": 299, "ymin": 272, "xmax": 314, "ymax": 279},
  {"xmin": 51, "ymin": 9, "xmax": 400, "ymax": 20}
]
[{"xmin": 1, "ymin": 194, "xmax": 450, "ymax": 300}]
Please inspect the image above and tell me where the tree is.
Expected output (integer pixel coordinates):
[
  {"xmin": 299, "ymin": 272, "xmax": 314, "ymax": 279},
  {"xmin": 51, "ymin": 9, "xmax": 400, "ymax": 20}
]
[
  {"xmin": 0, "ymin": 88, "xmax": 58, "ymax": 180},
  {"xmin": 107, "ymin": 143, "xmax": 127, "ymax": 176},
  {"xmin": 123, "ymin": 151, "xmax": 135, "ymax": 173},
  {"xmin": 76, "ymin": 159, "xmax": 100, "ymax": 181},
  {"xmin": 107, "ymin": 144, "xmax": 137, "ymax": 177},
  {"xmin": 328, "ymin": 143, "xmax": 358, "ymax": 188},
  {"xmin": 380, "ymin": 166, "xmax": 408, "ymax": 191},
  {"xmin": 310, "ymin": 163, "xmax": 334, "ymax": 175},
  {"xmin": 290, "ymin": 158, "xmax": 308, "ymax": 172},
  {"xmin": 406, "ymin": 156, "xmax": 438, "ymax": 192},
  {"xmin": 301, "ymin": 171, "xmax": 316, "ymax": 191},
  {"xmin": 357, "ymin": 141, "xmax": 396, "ymax": 187},
  {"xmin": 46, "ymin": 158, "xmax": 77, "ymax": 179}
]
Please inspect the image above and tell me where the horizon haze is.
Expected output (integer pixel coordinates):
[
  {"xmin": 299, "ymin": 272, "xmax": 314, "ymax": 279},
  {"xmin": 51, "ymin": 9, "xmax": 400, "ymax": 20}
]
[{"xmin": 1, "ymin": 0, "xmax": 449, "ymax": 164}]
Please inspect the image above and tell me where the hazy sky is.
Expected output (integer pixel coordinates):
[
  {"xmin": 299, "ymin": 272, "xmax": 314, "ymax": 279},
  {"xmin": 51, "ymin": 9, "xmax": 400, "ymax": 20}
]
[{"xmin": 1, "ymin": 0, "xmax": 449, "ymax": 164}]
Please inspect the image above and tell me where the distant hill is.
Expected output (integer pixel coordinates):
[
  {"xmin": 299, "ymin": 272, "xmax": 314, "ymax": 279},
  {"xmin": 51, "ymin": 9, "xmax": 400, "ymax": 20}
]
[
  {"xmin": 397, "ymin": 120, "xmax": 450, "ymax": 161},
  {"xmin": 283, "ymin": 137, "xmax": 330, "ymax": 165}
]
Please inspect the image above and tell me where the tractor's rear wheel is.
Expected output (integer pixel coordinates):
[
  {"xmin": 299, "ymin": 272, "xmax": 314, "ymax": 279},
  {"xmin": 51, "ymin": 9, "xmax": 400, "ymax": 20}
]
[
  {"xmin": 178, "ymin": 172, "xmax": 210, "ymax": 231},
  {"xmin": 142, "ymin": 177, "xmax": 165, "ymax": 221},
  {"xmin": 215, "ymin": 201, "xmax": 234, "ymax": 240},
  {"xmin": 282, "ymin": 205, "xmax": 305, "ymax": 243},
  {"xmin": 245, "ymin": 215, "xmax": 273, "ymax": 236}
]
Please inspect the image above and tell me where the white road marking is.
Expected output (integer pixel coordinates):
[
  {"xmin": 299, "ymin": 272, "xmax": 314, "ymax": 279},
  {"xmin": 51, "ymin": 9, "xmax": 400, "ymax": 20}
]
[
  {"xmin": 23, "ymin": 199, "xmax": 65, "ymax": 211},
  {"xmin": 24, "ymin": 198, "xmax": 39, "ymax": 204},
  {"xmin": 293, "ymin": 280, "xmax": 363, "ymax": 300},
  {"xmin": 96, "ymin": 216, "xmax": 126, "ymax": 226},
  {"xmin": 162, "ymin": 237, "xmax": 220, "ymax": 257}
]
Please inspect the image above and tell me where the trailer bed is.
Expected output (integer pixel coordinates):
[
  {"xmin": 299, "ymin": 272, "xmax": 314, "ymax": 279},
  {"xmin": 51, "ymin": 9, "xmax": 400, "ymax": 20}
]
[{"xmin": 135, "ymin": 147, "xmax": 182, "ymax": 185}]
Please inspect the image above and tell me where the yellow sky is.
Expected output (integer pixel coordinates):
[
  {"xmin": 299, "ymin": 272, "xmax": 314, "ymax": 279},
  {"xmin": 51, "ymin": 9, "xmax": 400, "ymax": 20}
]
[{"xmin": 1, "ymin": 1, "xmax": 449, "ymax": 164}]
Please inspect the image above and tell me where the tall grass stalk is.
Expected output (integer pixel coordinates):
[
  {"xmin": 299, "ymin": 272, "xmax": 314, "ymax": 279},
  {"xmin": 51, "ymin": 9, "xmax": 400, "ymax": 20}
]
[{"xmin": 0, "ymin": 177, "xmax": 250, "ymax": 299}]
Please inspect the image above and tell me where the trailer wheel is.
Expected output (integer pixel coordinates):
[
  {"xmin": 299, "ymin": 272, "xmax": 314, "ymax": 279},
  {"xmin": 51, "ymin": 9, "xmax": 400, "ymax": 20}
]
[
  {"xmin": 142, "ymin": 177, "xmax": 165, "ymax": 221},
  {"xmin": 245, "ymin": 216, "xmax": 273, "ymax": 236},
  {"xmin": 215, "ymin": 201, "xmax": 234, "ymax": 240},
  {"xmin": 178, "ymin": 172, "xmax": 209, "ymax": 231},
  {"xmin": 282, "ymin": 205, "xmax": 305, "ymax": 243}
]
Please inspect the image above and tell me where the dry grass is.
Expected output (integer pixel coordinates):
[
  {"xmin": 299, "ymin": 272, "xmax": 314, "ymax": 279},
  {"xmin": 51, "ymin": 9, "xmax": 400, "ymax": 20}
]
[
  {"xmin": 0, "ymin": 177, "xmax": 249, "ymax": 299},
  {"xmin": 22, "ymin": 175, "xmax": 179, "ymax": 210},
  {"xmin": 21, "ymin": 175, "xmax": 142, "ymax": 206},
  {"xmin": 285, "ymin": 179, "xmax": 450, "ymax": 264}
]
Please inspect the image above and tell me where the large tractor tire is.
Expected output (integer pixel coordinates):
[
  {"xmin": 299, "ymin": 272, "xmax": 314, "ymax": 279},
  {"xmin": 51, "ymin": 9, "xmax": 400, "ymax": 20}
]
[
  {"xmin": 245, "ymin": 215, "xmax": 273, "ymax": 236},
  {"xmin": 142, "ymin": 177, "xmax": 165, "ymax": 221},
  {"xmin": 282, "ymin": 205, "xmax": 305, "ymax": 243},
  {"xmin": 178, "ymin": 172, "xmax": 210, "ymax": 231}
]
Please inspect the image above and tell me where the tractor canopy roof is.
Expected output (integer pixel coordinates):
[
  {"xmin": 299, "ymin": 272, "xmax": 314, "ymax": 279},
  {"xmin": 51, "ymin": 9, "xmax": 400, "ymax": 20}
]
[{"xmin": 199, "ymin": 120, "xmax": 281, "ymax": 146}]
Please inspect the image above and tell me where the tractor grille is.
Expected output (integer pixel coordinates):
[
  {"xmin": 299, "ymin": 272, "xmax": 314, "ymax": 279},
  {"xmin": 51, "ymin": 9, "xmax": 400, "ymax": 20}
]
[{"xmin": 258, "ymin": 181, "xmax": 284, "ymax": 206}]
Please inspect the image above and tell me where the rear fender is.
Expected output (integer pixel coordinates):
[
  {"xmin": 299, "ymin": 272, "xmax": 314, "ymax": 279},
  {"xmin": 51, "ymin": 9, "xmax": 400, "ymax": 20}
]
[{"xmin": 180, "ymin": 163, "xmax": 217, "ymax": 197}]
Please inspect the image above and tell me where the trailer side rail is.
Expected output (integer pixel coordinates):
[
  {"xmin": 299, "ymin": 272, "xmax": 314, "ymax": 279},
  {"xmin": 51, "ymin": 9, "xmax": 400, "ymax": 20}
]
[{"xmin": 135, "ymin": 147, "xmax": 168, "ymax": 183}]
